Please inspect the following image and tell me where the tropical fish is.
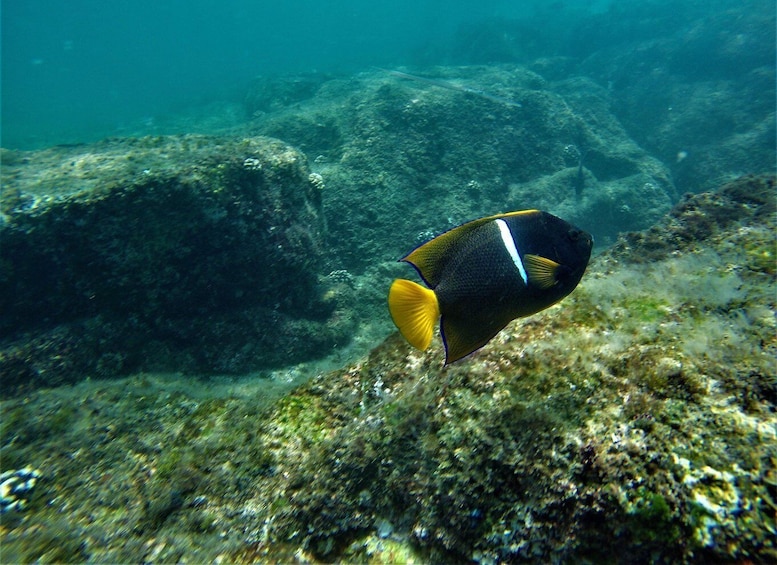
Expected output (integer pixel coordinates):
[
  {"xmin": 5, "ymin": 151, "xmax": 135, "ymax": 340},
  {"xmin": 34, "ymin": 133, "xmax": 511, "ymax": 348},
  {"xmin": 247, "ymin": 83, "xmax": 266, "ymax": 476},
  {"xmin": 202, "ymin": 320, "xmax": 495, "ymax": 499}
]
[{"xmin": 388, "ymin": 210, "xmax": 593, "ymax": 364}]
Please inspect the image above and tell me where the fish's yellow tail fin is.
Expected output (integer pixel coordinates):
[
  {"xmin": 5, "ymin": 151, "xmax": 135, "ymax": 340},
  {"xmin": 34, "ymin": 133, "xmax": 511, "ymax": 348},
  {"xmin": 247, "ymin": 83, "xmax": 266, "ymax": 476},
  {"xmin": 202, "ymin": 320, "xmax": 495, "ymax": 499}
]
[{"xmin": 388, "ymin": 279, "xmax": 440, "ymax": 350}]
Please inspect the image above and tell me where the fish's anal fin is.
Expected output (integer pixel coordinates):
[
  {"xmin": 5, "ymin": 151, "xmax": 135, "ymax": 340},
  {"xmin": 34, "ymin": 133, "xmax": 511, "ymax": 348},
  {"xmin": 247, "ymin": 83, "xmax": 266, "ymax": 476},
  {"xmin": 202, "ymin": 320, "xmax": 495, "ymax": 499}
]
[
  {"xmin": 441, "ymin": 316, "xmax": 506, "ymax": 365},
  {"xmin": 388, "ymin": 279, "xmax": 440, "ymax": 350},
  {"xmin": 523, "ymin": 254, "xmax": 561, "ymax": 289}
]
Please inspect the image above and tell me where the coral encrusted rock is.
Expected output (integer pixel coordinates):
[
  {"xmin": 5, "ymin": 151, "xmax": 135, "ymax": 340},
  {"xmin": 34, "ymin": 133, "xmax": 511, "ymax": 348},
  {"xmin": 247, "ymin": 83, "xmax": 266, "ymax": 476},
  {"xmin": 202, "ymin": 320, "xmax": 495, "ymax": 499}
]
[
  {"xmin": 0, "ymin": 135, "xmax": 352, "ymax": 394},
  {"xmin": 0, "ymin": 175, "xmax": 773, "ymax": 563}
]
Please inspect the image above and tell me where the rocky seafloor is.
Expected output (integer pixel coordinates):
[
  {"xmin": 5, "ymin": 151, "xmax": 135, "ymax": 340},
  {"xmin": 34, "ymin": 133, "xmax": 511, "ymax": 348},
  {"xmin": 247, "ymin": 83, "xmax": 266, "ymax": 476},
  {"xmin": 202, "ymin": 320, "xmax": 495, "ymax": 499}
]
[
  {"xmin": 1, "ymin": 174, "xmax": 774, "ymax": 563},
  {"xmin": 1, "ymin": 2, "xmax": 774, "ymax": 561},
  {"xmin": 3, "ymin": 1, "xmax": 772, "ymax": 396}
]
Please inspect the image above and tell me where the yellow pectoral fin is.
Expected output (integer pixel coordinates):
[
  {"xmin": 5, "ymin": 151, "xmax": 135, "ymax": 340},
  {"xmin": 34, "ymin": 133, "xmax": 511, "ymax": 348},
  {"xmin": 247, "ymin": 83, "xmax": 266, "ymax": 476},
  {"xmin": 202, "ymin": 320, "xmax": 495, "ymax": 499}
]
[
  {"xmin": 524, "ymin": 254, "xmax": 561, "ymax": 289},
  {"xmin": 388, "ymin": 279, "xmax": 440, "ymax": 350}
]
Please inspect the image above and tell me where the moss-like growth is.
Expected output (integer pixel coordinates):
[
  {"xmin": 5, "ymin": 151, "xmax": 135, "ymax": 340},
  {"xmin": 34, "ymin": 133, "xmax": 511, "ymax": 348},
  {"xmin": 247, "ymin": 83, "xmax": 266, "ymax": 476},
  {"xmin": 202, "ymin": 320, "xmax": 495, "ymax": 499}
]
[
  {"xmin": 272, "ymin": 393, "xmax": 333, "ymax": 446},
  {"xmin": 624, "ymin": 488, "xmax": 683, "ymax": 546}
]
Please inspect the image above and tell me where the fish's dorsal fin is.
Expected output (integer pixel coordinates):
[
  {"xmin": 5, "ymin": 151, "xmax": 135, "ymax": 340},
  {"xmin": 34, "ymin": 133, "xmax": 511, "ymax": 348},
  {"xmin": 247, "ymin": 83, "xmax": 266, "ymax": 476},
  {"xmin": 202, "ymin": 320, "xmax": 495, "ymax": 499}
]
[
  {"xmin": 523, "ymin": 254, "xmax": 561, "ymax": 289},
  {"xmin": 404, "ymin": 210, "xmax": 540, "ymax": 287}
]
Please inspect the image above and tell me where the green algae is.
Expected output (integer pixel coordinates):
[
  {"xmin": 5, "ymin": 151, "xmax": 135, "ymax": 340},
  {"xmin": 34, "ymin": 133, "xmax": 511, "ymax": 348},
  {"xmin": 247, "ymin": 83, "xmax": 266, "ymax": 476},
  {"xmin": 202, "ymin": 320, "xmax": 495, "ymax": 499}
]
[
  {"xmin": 624, "ymin": 295, "xmax": 673, "ymax": 325},
  {"xmin": 1, "ymin": 516, "xmax": 90, "ymax": 563},
  {"xmin": 624, "ymin": 488, "xmax": 683, "ymax": 546},
  {"xmin": 342, "ymin": 533, "xmax": 424, "ymax": 564},
  {"xmin": 272, "ymin": 393, "xmax": 333, "ymax": 446}
]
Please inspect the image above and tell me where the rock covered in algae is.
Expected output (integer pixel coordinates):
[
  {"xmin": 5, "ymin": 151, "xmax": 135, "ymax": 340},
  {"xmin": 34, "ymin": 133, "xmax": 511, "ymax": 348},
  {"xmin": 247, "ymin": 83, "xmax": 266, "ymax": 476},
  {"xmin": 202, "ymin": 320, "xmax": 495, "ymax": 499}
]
[
  {"xmin": 261, "ymin": 176, "xmax": 776, "ymax": 564},
  {"xmin": 448, "ymin": 0, "xmax": 775, "ymax": 197},
  {"xmin": 0, "ymin": 135, "xmax": 354, "ymax": 393},
  {"xmin": 245, "ymin": 65, "xmax": 676, "ymax": 270},
  {"xmin": 572, "ymin": 0, "xmax": 776, "ymax": 195},
  {"xmin": 0, "ymin": 175, "xmax": 773, "ymax": 563}
]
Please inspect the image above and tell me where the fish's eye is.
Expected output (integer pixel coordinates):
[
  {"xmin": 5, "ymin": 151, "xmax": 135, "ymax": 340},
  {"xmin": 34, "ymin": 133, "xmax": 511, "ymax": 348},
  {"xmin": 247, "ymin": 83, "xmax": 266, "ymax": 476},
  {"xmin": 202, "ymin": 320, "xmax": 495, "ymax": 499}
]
[{"xmin": 567, "ymin": 229, "xmax": 582, "ymax": 241}]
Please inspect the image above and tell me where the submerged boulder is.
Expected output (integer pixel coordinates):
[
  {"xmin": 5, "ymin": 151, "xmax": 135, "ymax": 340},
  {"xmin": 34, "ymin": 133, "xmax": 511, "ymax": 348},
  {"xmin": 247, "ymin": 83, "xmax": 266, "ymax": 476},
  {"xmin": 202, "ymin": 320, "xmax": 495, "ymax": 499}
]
[
  {"xmin": 258, "ymin": 174, "xmax": 776, "ymax": 563},
  {"xmin": 447, "ymin": 0, "xmax": 775, "ymax": 196},
  {"xmin": 573, "ymin": 0, "xmax": 776, "ymax": 194},
  {"xmin": 0, "ymin": 175, "xmax": 772, "ymax": 564},
  {"xmin": 247, "ymin": 65, "xmax": 676, "ymax": 270},
  {"xmin": 0, "ymin": 135, "xmax": 353, "ymax": 394}
]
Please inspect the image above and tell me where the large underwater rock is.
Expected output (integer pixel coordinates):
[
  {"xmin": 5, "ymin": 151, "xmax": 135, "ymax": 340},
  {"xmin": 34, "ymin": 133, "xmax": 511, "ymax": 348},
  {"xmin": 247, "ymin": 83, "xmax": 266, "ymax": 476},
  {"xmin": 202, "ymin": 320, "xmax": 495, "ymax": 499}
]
[
  {"xmin": 245, "ymin": 65, "xmax": 677, "ymax": 272},
  {"xmin": 446, "ymin": 0, "xmax": 776, "ymax": 196},
  {"xmin": 1, "ymin": 175, "xmax": 773, "ymax": 563},
  {"xmin": 574, "ymin": 0, "xmax": 776, "ymax": 195},
  {"xmin": 255, "ymin": 174, "xmax": 776, "ymax": 563},
  {"xmin": 0, "ymin": 136, "xmax": 354, "ymax": 394}
]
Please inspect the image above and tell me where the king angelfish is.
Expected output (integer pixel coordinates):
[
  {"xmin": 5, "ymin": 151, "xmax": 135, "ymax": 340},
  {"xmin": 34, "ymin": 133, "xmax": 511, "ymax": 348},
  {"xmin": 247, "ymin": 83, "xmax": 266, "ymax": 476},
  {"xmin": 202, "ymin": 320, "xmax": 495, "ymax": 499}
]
[{"xmin": 388, "ymin": 210, "xmax": 593, "ymax": 364}]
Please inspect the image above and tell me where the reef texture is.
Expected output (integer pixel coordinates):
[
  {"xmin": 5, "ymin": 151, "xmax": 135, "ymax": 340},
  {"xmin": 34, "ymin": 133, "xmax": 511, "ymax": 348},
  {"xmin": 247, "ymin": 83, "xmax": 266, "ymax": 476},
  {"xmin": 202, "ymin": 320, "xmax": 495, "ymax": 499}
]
[
  {"xmin": 1, "ymin": 174, "xmax": 774, "ymax": 563},
  {"xmin": 0, "ymin": 136, "xmax": 353, "ymax": 393},
  {"xmin": 574, "ymin": 0, "xmax": 776, "ymax": 195},
  {"xmin": 450, "ymin": 0, "xmax": 776, "ymax": 197},
  {"xmin": 233, "ymin": 2, "xmax": 774, "ymax": 275},
  {"xmin": 245, "ymin": 65, "xmax": 676, "ymax": 270}
]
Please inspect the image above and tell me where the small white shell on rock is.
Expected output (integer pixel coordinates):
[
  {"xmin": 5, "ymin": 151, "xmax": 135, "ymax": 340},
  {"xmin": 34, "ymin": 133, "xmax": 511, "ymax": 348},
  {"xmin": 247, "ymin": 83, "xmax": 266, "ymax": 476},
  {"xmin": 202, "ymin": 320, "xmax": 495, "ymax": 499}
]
[{"xmin": 0, "ymin": 467, "xmax": 42, "ymax": 514}]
